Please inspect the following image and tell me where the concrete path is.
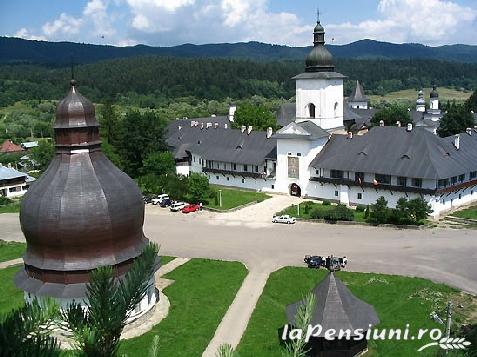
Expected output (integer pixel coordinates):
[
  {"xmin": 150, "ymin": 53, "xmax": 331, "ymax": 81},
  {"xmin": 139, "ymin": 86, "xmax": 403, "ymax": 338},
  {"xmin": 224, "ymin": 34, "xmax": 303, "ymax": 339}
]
[
  {"xmin": 202, "ymin": 268, "xmax": 271, "ymax": 357},
  {"xmin": 0, "ymin": 258, "xmax": 23, "ymax": 269},
  {"xmin": 156, "ymin": 257, "xmax": 190, "ymax": 277}
]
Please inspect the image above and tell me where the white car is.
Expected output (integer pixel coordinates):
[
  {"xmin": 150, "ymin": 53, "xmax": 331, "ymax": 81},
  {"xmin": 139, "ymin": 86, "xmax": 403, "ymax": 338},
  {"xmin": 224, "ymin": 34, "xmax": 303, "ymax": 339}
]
[
  {"xmin": 272, "ymin": 215, "xmax": 296, "ymax": 224},
  {"xmin": 152, "ymin": 194, "xmax": 169, "ymax": 205},
  {"xmin": 170, "ymin": 201, "xmax": 188, "ymax": 212}
]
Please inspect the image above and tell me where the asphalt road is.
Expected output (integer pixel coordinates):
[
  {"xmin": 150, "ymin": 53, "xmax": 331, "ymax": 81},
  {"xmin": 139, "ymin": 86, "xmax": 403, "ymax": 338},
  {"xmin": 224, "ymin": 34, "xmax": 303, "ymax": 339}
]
[{"xmin": 1, "ymin": 205, "xmax": 477, "ymax": 294}]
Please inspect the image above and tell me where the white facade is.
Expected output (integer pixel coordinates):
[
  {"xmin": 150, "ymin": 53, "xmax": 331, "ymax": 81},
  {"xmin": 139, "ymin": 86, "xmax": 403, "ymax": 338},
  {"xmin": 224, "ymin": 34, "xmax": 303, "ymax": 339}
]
[
  {"xmin": 430, "ymin": 97, "xmax": 439, "ymax": 110},
  {"xmin": 0, "ymin": 182, "xmax": 29, "ymax": 198},
  {"xmin": 295, "ymin": 78, "xmax": 344, "ymax": 130}
]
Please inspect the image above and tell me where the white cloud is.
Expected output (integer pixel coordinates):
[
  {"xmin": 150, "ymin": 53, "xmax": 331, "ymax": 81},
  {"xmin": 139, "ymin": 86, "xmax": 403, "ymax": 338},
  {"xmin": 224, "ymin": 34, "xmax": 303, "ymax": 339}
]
[
  {"xmin": 83, "ymin": 0, "xmax": 116, "ymax": 37},
  {"xmin": 42, "ymin": 13, "xmax": 83, "ymax": 37},
  {"xmin": 14, "ymin": 28, "xmax": 47, "ymax": 41},
  {"xmin": 328, "ymin": 0, "xmax": 477, "ymax": 45}
]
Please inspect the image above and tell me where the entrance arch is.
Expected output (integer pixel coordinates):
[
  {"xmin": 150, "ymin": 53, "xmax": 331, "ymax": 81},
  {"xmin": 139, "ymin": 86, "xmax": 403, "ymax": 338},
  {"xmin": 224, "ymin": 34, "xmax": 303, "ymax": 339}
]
[{"xmin": 290, "ymin": 183, "xmax": 301, "ymax": 197}]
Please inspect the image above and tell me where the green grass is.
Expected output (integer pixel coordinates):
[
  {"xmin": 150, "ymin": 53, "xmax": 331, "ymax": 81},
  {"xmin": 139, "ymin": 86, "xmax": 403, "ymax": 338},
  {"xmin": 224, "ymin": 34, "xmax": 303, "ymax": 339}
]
[
  {"xmin": 0, "ymin": 240, "xmax": 25, "ymax": 262},
  {"xmin": 369, "ymin": 87, "xmax": 471, "ymax": 106},
  {"xmin": 278, "ymin": 201, "xmax": 366, "ymax": 222},
  {"xmin": 0, "ymin": 265, "xmax": 24, "ymax": 316},
  {"xmin": 120, "ymin": 259, "xmax": 248, "ymax": 356},
  {"xmin": 160, "ymin": 256, "xmax": 175, "ymax": 266},
  {"xmin": 453, "ymin": 206, "xmax": 477, "ymax": 220},
  {"xmin": 0, "ymin": 201, "xmax": 21, "ymax": 214},
  {"xmin": 238, "ymin": 267, "xmax": 474, "ymax": 357},
  {"xmin": 206, "ymin": 185, "xmax": 271, "ymax": 211}
]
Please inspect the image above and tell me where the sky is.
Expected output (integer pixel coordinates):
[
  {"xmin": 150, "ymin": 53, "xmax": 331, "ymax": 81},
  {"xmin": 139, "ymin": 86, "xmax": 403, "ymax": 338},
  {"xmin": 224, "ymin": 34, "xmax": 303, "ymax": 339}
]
[{"xmin": 1, "ymin": 0, "xmax": 477, "ymax": 47}]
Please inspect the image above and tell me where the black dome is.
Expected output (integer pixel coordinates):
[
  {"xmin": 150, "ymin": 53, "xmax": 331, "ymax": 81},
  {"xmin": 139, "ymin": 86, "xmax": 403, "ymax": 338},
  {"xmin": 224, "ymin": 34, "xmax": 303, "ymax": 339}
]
[{"xmin": 305, "ymin": 21, "xmax": 335, "ymax": 73}]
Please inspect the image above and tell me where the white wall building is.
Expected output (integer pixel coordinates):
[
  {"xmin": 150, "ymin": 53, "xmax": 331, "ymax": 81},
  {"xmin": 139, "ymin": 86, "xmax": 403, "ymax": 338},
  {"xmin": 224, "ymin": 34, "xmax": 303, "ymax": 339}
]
[{"xmin": 0, "ymin": 164, "xmax": 32, "ymax": 198}]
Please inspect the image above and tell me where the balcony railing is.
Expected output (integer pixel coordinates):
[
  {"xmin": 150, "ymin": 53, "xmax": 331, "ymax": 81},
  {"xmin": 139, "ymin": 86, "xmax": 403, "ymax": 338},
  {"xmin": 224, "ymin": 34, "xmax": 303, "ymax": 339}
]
[{"xmin": 203, "ymin": 167, "xmax": 267, "ymax": 179}]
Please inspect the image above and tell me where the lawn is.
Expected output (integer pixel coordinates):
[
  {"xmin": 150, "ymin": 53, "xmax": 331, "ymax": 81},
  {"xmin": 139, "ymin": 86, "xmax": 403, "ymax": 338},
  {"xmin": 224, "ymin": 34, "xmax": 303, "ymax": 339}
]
[
  {"xmin": 120, "ymin": 259, "xmax": 247, "ymax": 356},
  {"xmin": 0, "ymin": 200, "xmax": 21, "ymax": 214},
  {"xmin": 453, "ymin": 206, "xmax": 477, "ymax": 220},
  {"xmin": 369, "ymin": 87, "xmax": 471, "ymax": 106},
  {"xmin": 0, "ymin": 240, "xmax": 26, "ymax": 262},
  {"xmin": 206, "ymin": 185, "xmax": 271, "ymax": 211},
  {"xmin": 237, "ymin": 267, "xmax": 476, "ymax": 357},
  {"xmin": 278, "ymin": 201, "xmax": 366, "ymax": 222},
  {"xmin": 0, "ymin": 265, "xmax": 24, "ymax": 316}
]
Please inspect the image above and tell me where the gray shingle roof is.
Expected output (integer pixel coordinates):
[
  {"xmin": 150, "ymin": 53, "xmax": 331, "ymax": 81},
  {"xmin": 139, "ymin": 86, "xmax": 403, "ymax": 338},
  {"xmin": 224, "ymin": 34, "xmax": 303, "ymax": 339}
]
[
  {"xmin": 273, "ymin": 121, "xmax": 330, "ymax": 141},
  {"xmin": 0, "ymin": 165, "xmax": 27, "ymax": 180},
  {"xmin": 167, "ymin": 123, "xmax": 277, "ymax": 165},
  {"xmin": 311, "ymin": 126, "xmax": 477, "ymax": 180},
  {"xmin": 286, "ymin": 273, "xmax": 379, "ymax": 336},
  {"xmin": 349, "ymin": 80, "xmax": 368, "ymax": 102},
  {"xmin": 276, "ymin": 103, "xmax": 296, "ymax": 127}
]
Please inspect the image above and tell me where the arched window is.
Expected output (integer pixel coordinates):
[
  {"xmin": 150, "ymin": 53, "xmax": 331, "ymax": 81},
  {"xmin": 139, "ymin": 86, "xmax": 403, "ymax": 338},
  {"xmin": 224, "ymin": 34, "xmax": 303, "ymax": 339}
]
[{"xmin": 309, "ymin": 103, "xmax": 316, "ymax": 118}]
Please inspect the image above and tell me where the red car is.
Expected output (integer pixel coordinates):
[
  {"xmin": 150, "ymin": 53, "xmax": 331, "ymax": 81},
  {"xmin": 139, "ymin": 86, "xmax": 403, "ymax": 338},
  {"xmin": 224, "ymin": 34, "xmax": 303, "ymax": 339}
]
[{"xmin": 181, "ymin": 204, "xmax": 201, "ymax": 213}]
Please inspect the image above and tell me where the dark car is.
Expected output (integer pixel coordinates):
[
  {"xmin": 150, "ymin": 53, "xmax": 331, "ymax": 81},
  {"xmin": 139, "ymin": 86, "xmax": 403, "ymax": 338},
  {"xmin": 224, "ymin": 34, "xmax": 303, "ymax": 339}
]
[
  {"xmin": 143, "ymin": 195, "xmax": 154, "ymax": 204},
  {"xmin": 160, "ymin": 198, "xmax": 173, "ymax": 207},
  {"xmin": 304, "ymin": 255, "xmax": 323, "ymax": 269}
]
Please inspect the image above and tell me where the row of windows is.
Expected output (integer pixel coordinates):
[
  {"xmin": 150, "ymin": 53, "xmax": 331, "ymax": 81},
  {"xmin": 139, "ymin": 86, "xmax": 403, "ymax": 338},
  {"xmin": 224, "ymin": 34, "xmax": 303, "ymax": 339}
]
[
  {"xmin": 328, "ymin": 170, "xmax": 423, "ymax": 188},
  {"xmin": 211, "ymin": 175, "xmax": 275, "ymax": 189},
  {"xmin": 438, "ymin": 172, "xmax": 477, "ymax": 188},
  {"xmin": 204, "ymin": 160, "xmax": 262, "ymax": 173}
]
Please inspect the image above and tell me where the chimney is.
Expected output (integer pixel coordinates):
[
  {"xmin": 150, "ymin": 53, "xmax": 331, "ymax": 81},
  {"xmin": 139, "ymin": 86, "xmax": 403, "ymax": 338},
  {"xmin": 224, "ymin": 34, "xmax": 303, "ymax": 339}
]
[
  {"xmin": 407, "ymin": 123, "xmax": 413, "ymax": 132},
  {"xmin": 241, "ymin": 125, "xmax": 246, "ymax": 133},
  {"xmin": 211, "ymin": 114, "xmax": 216, "ymax": 117},
  {"xmin": 247, "ymin": 126, "xmax": 253, "ymax": 135},
  {"xmin": 229, "ymin": 104, "xmax": 237, "ymax": 122},
  {"xmin": 266, "ymin": 127, "xmax": 273, "ymax": 139},
  {"xmin": 347, "ymin": 132, "xmax": 353, "ymax": 139},
  {"xmin": 214, "ymin": 123, "xmax": 219, "ymax": 129},
  {"xmin": 466, "ymin": 127, "xmax": 472, "ymax": 135},
  {"xmin": 454, "ymin": 134, "xmax": 460, "ymax": 150},
  {"xmin": 201, "ymin": 123, "xmax": 204, "ymax": 130},
  {"xmin": 7, "ymin": 163, "xmax": 12, "ymax": 168},
  {"xmin": 190, "ymin": 121, "xmax": 194, "ymax": 127},
  {"xmin": 396, "ymin": 121, "xmax": 401, "ymax": 127},
  {"xmin": 178, "ymin": 125, "xmax": 182, "ymax": 131},
  {"xmin": 224, "ymin": 123, "xmax": 228, "ymax": 129},
  {"xmin": 206, "ymin": 122, "xmax": 212, "ymax": 129},
  {"xmin": 379, "ymin": 120, "xmax": 384, "ymax": 127}
]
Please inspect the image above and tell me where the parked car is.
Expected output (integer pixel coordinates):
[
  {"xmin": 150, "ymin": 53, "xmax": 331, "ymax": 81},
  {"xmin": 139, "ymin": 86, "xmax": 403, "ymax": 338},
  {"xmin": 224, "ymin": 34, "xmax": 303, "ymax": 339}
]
[
  {"xmin": 159, "ymin": 198, "xmax": 173, "ymax": 207},
  {"xmin": 182, "ymin": 204, "xmax": 201, "ymax": 214},
  {"xmin": 304, "ymin": 255, "xmax": 323, "ymax": 269},
  {"xmin": 143, "ymin": 195, "xmax": 154, "ymax": 204},
  {"xmin": 272, "ymin": 215, "xmax": 296, "ymax": 224},
  {"xmin": 170, "ymin": 201, "xmax": 188, "ymax": 212},
  {"xmin": 152, "ymin": 194, "xmax": 169, "ymax": 205}
]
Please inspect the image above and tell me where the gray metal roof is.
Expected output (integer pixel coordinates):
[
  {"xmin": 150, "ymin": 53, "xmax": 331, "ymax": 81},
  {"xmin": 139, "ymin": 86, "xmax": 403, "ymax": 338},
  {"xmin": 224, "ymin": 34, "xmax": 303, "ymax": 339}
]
[
  {"xmin": 0, "ymin": 165, "xmax": 27, "ymax": 180},
  {"xmin": 292, "ymin": 72, "xmax": 347, "ymax": 80},
  {"xmin": 286, "ymin": 273, "xmax": 379, "ymax": 336},
  {"xmin": 274, "ymin": 121, "xmax": 330, "ymax": 141},
  {"xmin": 311, "ymin": 126, "xmax": 477, "ymax": 180},
  {"xmin": 276, "ymin": 103, "xmax": 296, "ymax": 127},
  {"xmin": 167, "ymin": 123, "xmax": 277, "ymax": 165},
  {"xmin": 349, "ymin": 80, "xmax": 368, "ymax": 102}
]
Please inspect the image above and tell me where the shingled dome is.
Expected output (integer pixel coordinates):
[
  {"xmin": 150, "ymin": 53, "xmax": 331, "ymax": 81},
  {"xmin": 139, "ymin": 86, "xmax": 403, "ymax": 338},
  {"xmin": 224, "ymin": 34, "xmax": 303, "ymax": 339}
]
[
  {"xmin": 17, "ymin": 80, "xmax": 148, "ymax": 298},
  {"xmin": 305, "ymin": 21, "xmax": 335, "ymax": 73},
  {"xmin": 286, "ymin": 273, "xmax": 379, "ymax": 336},
  {"xmin": 430, "ymin": 85, "xmax": 439, "ymax": 98}
]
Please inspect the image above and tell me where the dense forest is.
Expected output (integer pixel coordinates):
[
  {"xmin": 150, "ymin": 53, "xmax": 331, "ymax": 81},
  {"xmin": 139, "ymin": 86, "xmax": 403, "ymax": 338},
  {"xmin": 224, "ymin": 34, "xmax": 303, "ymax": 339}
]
[
  {"xmin": 3, "ymin": 37, "xmax": 477, "ymax": 65},
  {"xmin": 1, "ymin": 56, "xmax": 477, "ymax": 108}
]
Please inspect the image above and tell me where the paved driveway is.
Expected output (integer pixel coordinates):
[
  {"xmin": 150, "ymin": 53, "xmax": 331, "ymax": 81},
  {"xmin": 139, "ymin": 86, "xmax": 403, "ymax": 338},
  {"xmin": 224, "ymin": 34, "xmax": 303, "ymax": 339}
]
[{"xmin": 1, "ymin": 201, "xmax": 477, "ymax": 294}]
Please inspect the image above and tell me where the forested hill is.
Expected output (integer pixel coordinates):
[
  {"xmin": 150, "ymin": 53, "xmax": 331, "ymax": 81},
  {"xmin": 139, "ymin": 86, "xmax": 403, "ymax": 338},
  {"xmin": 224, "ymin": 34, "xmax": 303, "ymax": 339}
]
[{"xmin": 2, "ymin": 37, "xmax": 477, "ymax": 65}]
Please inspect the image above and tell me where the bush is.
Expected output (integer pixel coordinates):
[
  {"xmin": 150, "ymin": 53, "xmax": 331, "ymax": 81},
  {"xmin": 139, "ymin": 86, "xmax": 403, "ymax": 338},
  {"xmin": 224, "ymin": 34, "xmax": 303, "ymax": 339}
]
[
  {"xmin": 0, "ymin": 196, "xmax": 13, "ymax": 207},
  {"xmin": 310, "ymin": 207, "xmax": 325, "ymax": 220},
  {"xmin": 321, "ymin": 200, "xmax": 331, "ymax": 206},
  {"xmin": 368, "ymin": 197, "xmax": 389, "ymax": 224},
  {"xmin": 356, "ymin": 205, "xmax": 366, "ymax": 212},
  {"xmin": 324, "ymin": 204, "xmax": 354, "ymax": 222}
]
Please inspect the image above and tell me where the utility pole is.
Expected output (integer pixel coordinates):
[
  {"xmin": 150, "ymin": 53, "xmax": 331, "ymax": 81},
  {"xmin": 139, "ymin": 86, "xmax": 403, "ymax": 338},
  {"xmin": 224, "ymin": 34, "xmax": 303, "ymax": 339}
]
[
  {"xmin": 445, "ymin": 301, "xmax": 453, "ymax": 355},
  {"xmin": 219, "ymin": 190, "xmax": 222, "ymax": 208},
  {"xmin": 297, "ymin": 203, "xmax": 300, "ymax": 217}
]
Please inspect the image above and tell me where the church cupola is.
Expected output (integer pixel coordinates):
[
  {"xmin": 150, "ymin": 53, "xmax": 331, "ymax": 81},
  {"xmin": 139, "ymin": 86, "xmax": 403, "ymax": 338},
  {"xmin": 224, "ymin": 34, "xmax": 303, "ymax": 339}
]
[
  {"xmin": 430, "ymin": 85, "xmax": 439, "ymax": 110},
  {"xmin": 416, "ymin": 89, "xmax": 426, "ymax": 112},
  {"xmin": 305, "ymin": 17, "xmax": 335, "ymax": 73}
]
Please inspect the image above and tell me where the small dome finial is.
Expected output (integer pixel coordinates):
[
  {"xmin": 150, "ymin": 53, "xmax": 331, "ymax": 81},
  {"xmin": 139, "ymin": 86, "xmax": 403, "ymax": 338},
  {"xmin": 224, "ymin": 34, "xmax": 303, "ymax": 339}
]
[
  {"xmin": 70, "ymin": 79, "xmax": 77, "ymax": 87},
  {"xmin": 317, "ymin": 7, "xmax": 320, "ymax": 23}
]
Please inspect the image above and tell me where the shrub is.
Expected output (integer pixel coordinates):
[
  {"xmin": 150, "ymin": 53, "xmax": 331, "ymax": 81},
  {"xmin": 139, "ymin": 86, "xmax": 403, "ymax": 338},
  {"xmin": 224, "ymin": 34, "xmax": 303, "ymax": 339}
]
[
  {"xmin": 364, "ymin": 205, "xmax": 370, "ymax": 219},
  {"xmin": 310, "ymin": 207, "xmax": 325, "ymax": 220},
  {"xmin": 0, "ymin": 196, "xmax": 13, "ymax": 206},
  {"xmin": 368, "ymin": 197, "xmax": 389, "ymax": 224},
  {"xmin": 324, "ymin": 204, "xmax": 354, "ymax": 222},
  {"xmin": 356, "ymin": 204, "xmax": 366, "ymax": 212},
  {"xmin": 321, "ymin": 200, "xmax": 331, "ymax": 206}
]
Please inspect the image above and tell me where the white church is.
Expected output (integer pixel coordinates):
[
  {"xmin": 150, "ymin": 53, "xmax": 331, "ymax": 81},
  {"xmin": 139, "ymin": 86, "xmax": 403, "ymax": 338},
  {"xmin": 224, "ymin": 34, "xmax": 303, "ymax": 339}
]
[{"xmin": 167, "ymin": 19, "xmax": 477, "ymax": 218}]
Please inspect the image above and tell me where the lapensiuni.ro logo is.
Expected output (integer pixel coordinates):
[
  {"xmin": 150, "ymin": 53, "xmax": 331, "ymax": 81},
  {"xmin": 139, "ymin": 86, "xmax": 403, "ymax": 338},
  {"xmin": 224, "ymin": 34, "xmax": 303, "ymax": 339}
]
[{"xmin": 281, "ymin": 324, "xmax": 472, "ymax": 352}]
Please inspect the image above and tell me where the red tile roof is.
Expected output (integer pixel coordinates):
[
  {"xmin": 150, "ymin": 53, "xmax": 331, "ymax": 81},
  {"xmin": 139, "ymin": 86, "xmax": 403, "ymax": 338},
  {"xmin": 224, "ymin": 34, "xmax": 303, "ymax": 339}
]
[{"xmin": 0, "ymin": 140, "xmax": 24, "ymax": 153}]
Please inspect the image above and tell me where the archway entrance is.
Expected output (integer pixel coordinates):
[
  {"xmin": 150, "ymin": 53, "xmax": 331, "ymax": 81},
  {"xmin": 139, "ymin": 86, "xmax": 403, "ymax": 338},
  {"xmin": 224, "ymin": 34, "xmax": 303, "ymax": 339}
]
[{"xmin": 290, "ymin": 183, "xmax": 301, "ymax": 197}]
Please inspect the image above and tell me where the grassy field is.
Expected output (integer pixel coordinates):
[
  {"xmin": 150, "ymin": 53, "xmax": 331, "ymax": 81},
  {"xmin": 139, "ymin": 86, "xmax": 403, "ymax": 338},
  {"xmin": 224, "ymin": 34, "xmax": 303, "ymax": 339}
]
[
  {"xmin": 237, "ymin": 267, "xmax": 476, "ymax": 357},
  {"xmin": 206, "ymin": 185, "xmax": 271, "ymax": 211},
  {"xmin": 278, "ymin": 201, "xmax": 366, "ymax": 222},
  {"xmin": 0, "ymin": 265, "xmax": 24, "ymax": 316},
  {"xmin": 0, "ymin": 240, "xmax": 25, "ymax": 262},
  {"xmin": 0, "ymin": 200, "xmax": 21, "ymax": 214},
  {"xmin": 453, "ymin": 206, "xmax": 477, "ymax": 220},
  {"xmin": 369, "ymin": 87, "xmax": 471, "ymax": 106}
]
